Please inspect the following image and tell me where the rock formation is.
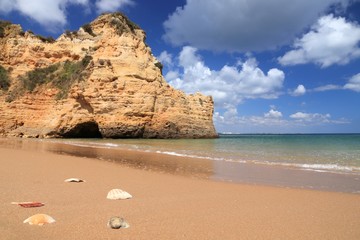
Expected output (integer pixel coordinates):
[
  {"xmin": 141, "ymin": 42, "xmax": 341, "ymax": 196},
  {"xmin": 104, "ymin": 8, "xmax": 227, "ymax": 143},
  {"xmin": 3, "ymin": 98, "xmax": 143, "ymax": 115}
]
[{"xmin": 0, "ymin": 13, "xmax": 217, "ymax": 138}]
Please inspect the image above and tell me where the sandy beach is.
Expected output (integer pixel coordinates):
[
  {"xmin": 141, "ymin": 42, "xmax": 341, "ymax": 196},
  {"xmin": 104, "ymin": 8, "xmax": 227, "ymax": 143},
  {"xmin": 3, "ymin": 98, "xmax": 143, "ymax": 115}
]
[{"xmin": 1, "ymin": 146, "xmax": 360, "ymax": 240}]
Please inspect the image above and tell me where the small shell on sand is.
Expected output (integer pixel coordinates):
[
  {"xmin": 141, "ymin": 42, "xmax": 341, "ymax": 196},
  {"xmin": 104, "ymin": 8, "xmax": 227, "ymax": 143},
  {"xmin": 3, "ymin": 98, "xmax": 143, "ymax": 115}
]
[
  {"xmin": 107, "ymin": 189, "xmax": 132, "ymax": 200},
  {"xmin": 64, "ymin": 178, "xmax": 85, "ymax": 183},
  {"xmin": 23, "ymin": 214, "xmax": 56, "ymax": 226},
  {"xmin": 107, "ymin": 217, "xmax": 129, "ymax": 229}
]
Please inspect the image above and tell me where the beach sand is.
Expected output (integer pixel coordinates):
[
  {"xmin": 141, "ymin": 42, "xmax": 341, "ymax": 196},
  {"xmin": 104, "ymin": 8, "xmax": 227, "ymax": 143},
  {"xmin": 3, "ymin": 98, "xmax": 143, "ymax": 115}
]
[{"xmin": 1, "ymin": 146, "xmax": 360, "ymax": 240}]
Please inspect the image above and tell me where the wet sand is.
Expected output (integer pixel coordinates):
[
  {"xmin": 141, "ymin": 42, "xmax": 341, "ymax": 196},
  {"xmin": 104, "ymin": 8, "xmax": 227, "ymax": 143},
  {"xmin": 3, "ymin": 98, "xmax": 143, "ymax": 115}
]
[
  {"xmin": 1, "ymin": 145, "xmax": 360, "ymax": 239},
  {"xmin": 2, "ymin": 138, "xmax": 359, "ymax": 193}
]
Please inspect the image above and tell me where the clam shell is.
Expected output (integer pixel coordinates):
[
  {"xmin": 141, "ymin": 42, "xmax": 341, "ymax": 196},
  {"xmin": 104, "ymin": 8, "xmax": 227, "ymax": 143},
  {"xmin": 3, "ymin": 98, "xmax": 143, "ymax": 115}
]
[
  {"xmin": 64, "ymin": 178, "xmax": 85, "ymax": 183},
  {"xmin": 107, "ymin": 217, "xmax": 129, "ymax": 229},
  {"xmin": 106, "ymin": 189, "xmax": 132, "ymax": 200},
  {"xmin": 23, "ymin": 214, "xmax": 56, "ymax": 226}
]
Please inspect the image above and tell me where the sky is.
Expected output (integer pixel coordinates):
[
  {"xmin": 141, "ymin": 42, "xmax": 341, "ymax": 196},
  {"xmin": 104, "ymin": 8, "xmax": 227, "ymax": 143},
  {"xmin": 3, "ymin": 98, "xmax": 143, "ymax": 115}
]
[{"xmin": 1, "ymin": 0, "xmax": 360, "ymax": 133}]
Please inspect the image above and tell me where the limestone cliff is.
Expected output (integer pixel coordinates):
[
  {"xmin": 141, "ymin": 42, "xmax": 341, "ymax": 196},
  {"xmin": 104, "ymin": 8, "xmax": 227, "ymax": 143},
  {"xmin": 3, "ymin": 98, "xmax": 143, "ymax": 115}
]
[{"xmin": 0, "ymin": 13, "xmax": 217, "ymax": 138}]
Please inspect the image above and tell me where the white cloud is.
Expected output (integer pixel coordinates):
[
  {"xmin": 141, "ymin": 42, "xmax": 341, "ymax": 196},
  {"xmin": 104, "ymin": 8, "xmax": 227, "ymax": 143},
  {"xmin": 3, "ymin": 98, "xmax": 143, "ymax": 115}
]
[
  {"xmin": 0, "ymin": 0, "xmax": 89, "ymax": 30},
  {"xmin": 344, "ymin": 73, "xmax": 360, "ymax": 92},
  {"xmin": 0, "ymin": 0, "xmax": 16, "ymax": 12},
  {"xmin": 290, "ymin": 112, "xmax": 332, "ymax": 122},
  {"xmin": 292, "ymin": 84, "xmax": 306, "ymax": 96},
  {"xmin": 164, "ymin": 71, "xmax": 179, "ymax": 83},
  {"xmin": 264, "ymin": 109, "xmax": 283, "ymax": 118},
  {"xmin": 157, "ymin": 51, "xmax": 173, "ymax": 67},
  {"xmin": 278, "ymin": 14, "xmax": 360, "ymax": 67},
  {"xmin": 311, "ymin": 73, "xmax": 360, "ymax": 92},
  {"xmin": 214, "ymin": 109, "xmax": 349, "ymax": 133},
  {"xmin": 166, "ymin": 46, "xmax": 285, "ymax": 108},
  {"xmin": 313, "ymin": 84, "xmax": 343, "ymax": 92},
  {"xmin": 0, "ymin": 0, "xmax": 134, "ymax": 31},
  {"xmin": 95, "ymin": 0, "xmax": 134, "ymax": 13},
  {"xmin": 214, "ymin": 110, "xmax": 286, "ymax": 128},
  {"xmin": 163, "ymin": 0, "xmax": 351, "ymax": 52}
]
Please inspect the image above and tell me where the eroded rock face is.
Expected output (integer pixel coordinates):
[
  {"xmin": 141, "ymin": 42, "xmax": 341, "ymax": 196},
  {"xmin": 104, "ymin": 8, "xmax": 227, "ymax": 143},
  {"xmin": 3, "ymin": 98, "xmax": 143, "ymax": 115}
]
[{"xmin": 0, "ymin": 14, "xmax": 217, "ymax": 138}]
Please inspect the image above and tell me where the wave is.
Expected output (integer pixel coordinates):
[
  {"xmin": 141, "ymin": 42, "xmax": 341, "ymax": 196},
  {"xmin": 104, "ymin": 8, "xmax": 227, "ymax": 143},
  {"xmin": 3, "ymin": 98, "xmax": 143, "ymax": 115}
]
[
  {"xmin": 153, "ymin": 150, "xmax": 231, "ymax": 162},
  {"xmin": 247, "ymin": 160, "xmax": 360, "ymax": 174},
  {"xmin": 153, "ymin": 151, "xmax": 360, "ymax": 174},
  {"xmin": 49, "ymin": 139, "xmax": 360, "ymax": 175}
]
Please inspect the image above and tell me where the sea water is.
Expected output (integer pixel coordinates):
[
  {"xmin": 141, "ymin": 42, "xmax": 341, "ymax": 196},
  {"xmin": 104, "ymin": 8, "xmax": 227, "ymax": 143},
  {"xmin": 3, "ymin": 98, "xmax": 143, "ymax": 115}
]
[
  {"xmin": 58, "ymin": 134, "xmax": 360, "ymax": 175},
  {"xmin": 1, "ymin": 134, "xmax": 360, "ymax": 192}
]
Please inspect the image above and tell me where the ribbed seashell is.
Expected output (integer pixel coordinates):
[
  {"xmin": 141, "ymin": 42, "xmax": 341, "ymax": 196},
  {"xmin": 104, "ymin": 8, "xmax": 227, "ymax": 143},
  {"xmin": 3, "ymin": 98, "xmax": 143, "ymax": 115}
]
[
  {"xmin": 64, "ymin": 178, "xmax": 85, "ymax": 183},
  {"xmin": 106, "ymin": 189, "xmax": 132, "ymax": 200},
  {"xmin": 23, "ymin": 214, "xmax": 56, "ymax": 226},
  {"xmin": 107, "ymin": 217, "xmax": 129, "ymax": 229}
]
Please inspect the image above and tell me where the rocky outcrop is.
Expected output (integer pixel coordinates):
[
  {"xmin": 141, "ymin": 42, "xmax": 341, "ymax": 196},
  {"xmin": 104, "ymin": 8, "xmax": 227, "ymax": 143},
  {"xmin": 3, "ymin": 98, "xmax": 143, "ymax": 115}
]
[{"xmin": 0, "ymin": 13, "xmax": 217, "ymax": 138}]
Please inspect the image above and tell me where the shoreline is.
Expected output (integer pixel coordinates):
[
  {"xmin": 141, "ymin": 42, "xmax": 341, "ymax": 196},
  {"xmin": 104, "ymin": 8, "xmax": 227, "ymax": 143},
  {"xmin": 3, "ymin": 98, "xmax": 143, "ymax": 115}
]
[
  {"xmin": 1, "ymin": 138, "xmax": 359, "ymax": 194},
  {"xmin": 1, "ymin": 143, "xmax": 360, "ymax": 239},
  {"xmin": 0, "ymin": 141, "xmax": 360, "ymax": 240}
]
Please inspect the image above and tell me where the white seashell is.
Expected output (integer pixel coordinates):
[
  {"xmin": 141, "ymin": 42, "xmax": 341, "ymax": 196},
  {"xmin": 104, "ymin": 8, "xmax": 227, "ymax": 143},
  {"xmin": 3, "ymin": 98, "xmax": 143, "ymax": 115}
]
[
  {"xmin": 106, "ymin": 189, "xmax": 132, "ymax": 200},
  {"xmin": 107, "ymin": 217, "xmax": 130, "ymax": 229},
  {"xmin": 23, "ymin": 214, "xmax": 56, "ymax": 226},
  {"xmin": 64, "ymin": 178, "xmax": 85, "ymax": 183}
]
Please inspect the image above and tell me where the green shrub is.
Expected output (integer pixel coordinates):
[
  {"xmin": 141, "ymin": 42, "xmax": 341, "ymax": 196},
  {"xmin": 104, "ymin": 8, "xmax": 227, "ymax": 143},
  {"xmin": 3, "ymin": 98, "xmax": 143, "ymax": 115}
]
[
  {"xmin": 65, "ymin": 30, "xmax": 79, "ymax": 40},
  {"xmin": 109, "ymin": 12, "xmax": 140, "ymax": 36},
  {"xmin": 5, "ymin": 91, "xmax": 17, "ymax": 103},
  {"xmin": 81, "ymin": 55, "xmax": 93, "ymax": 67},
  {"xmin": 65, "ymin": 30, "xmax": 72, "ymax": 38},
  {"xmin": 0, "ymin": 20, "xmax": 11, "ymax": 38},
  {"xmin": 53, "ymin": 56, "xmax": 92, "ymax": 99},
  {"xmin": 0, "ymin": 65, "xmax": 10, "ymax": 90},
  {"xmin": 22, "ymin": 64, "xmax": 59, "ymax": 92},
  {"xmin": 10, "ymin": 55, "xmax": 92, "ymax": 101},
  {"xmin": 113, "ymin": 12, "xmax": 140, "ymax": 31},
  {"xmin": 36, "ymin": 34, "xmax": 55, "ymax": 43},
  {"xmin": 82, "ymin": 23, "xmax": 96, "ymax": 37},
  {"xmin": 23, "ymin": 29, "xmax": 54, "ymax": 43}
]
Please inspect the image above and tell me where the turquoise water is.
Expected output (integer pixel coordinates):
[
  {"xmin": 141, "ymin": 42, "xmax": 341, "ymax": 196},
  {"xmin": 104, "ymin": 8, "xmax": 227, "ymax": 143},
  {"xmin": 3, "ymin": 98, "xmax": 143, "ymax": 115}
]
[{"xmin": 57, "ymin": 134, "xmax": 360, "ymax": 175}]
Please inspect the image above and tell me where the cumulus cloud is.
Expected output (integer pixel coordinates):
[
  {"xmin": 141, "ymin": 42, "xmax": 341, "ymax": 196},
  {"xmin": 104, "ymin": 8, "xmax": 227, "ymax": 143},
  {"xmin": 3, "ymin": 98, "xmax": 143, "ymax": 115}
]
[
  {"xmin": 290, "ymin": 112, "xmax": 332, "ymax": 122},
  {"xmin": 0, "ymin": 0, "xmax": 16, "ymax": 12},
  {"xmin": 214, "ymin": 109, "xmax": 286, "ymax": 128},
  {"xmin": 163, "ymin": 0, "xmax": 351, "ymax": 52},
  {"xmin": 264, "ymin": 109, "xmax": 283, "ymax": 118},
  {"xmin": 214, "ymin": 109, "xmax": 349, "ymax": 133},
  {"xmin": 0, "ymin": 0, "xmax": 134, "ymax": 31},
  {"xmin": 95, "ymin": 0, "xmax": 134, "ymax": 13},
  {"xmin": 278, "ymin": 14, "xmax": 360, "ymax": 67},
  {"xmin": 166, "ymin": 46, "xmax": 285, "ymax": 108},
  {"xmin": 0, "ymin": 0, "xmax": 89, "ymax": 29},
  {"xmin": 157, "ymin": 51, "xmax": 173, "ymax": 67},
  {"xmin": 292, "ymin": 84, "xmax": 306, "ymax": 96},
  {"xmin": 344, "ymin": 73, "xmax": 360, "ymax": 92}
]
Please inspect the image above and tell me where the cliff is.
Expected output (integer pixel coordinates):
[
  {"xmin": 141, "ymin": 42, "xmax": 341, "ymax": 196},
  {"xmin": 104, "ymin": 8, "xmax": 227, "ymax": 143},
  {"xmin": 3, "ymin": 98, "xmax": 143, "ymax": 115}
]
[{"xmin": 0, "ymin": 13, "xmax": 217, "ymax": 138}]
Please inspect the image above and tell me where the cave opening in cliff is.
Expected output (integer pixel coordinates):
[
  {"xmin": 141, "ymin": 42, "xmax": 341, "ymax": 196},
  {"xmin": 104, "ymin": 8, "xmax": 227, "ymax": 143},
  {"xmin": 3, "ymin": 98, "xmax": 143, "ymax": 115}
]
[{"xmin": 62, "ymin": 121, "xmax": 102, "ymax": 138}]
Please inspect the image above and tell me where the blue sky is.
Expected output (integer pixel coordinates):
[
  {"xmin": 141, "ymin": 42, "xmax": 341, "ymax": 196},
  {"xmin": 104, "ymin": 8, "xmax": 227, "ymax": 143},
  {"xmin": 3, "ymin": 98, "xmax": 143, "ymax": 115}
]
[{"xmin": 1, "ymin": 0, "xmax": 360, "ymax": 133}]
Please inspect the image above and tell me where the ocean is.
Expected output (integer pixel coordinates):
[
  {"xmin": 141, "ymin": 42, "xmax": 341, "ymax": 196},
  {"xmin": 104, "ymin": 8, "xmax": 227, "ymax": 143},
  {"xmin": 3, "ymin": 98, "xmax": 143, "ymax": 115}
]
[
  {"xmin": 1, "ymin": 134, "xmax": 360, "ymax": 193},
  {"xmin": 56, "ymin": 134, "xmax": 360, "ymax": 174}
]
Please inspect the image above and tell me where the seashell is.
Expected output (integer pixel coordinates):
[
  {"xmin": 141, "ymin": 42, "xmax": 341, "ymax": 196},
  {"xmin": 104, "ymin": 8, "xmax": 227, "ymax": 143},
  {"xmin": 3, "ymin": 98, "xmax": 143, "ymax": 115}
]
[
  {"xmin": 11, "ymin": 202, "xmax": 44, "ymax": 208},
  {"xmin": 64, "ymin": 178, "xmax": 85, "ymax": 183},
  {"xmin": 106, "ymin": 189, "xmax": 132, "ymax": 200},
  {"xmin": 23, "ymin": 214, "xmax": 56, "ymax": 226},
  {"xmin": 107, "ymin": 217, "xmax": 129, "ymax": 229}
]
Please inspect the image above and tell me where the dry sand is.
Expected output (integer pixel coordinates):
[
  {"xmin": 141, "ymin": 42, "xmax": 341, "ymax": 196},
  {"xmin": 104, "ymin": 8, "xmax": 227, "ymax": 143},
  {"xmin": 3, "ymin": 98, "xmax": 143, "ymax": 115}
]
[{"xmin": 1, "ymin": 147, "xmax": 360, "ymax": 240}]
